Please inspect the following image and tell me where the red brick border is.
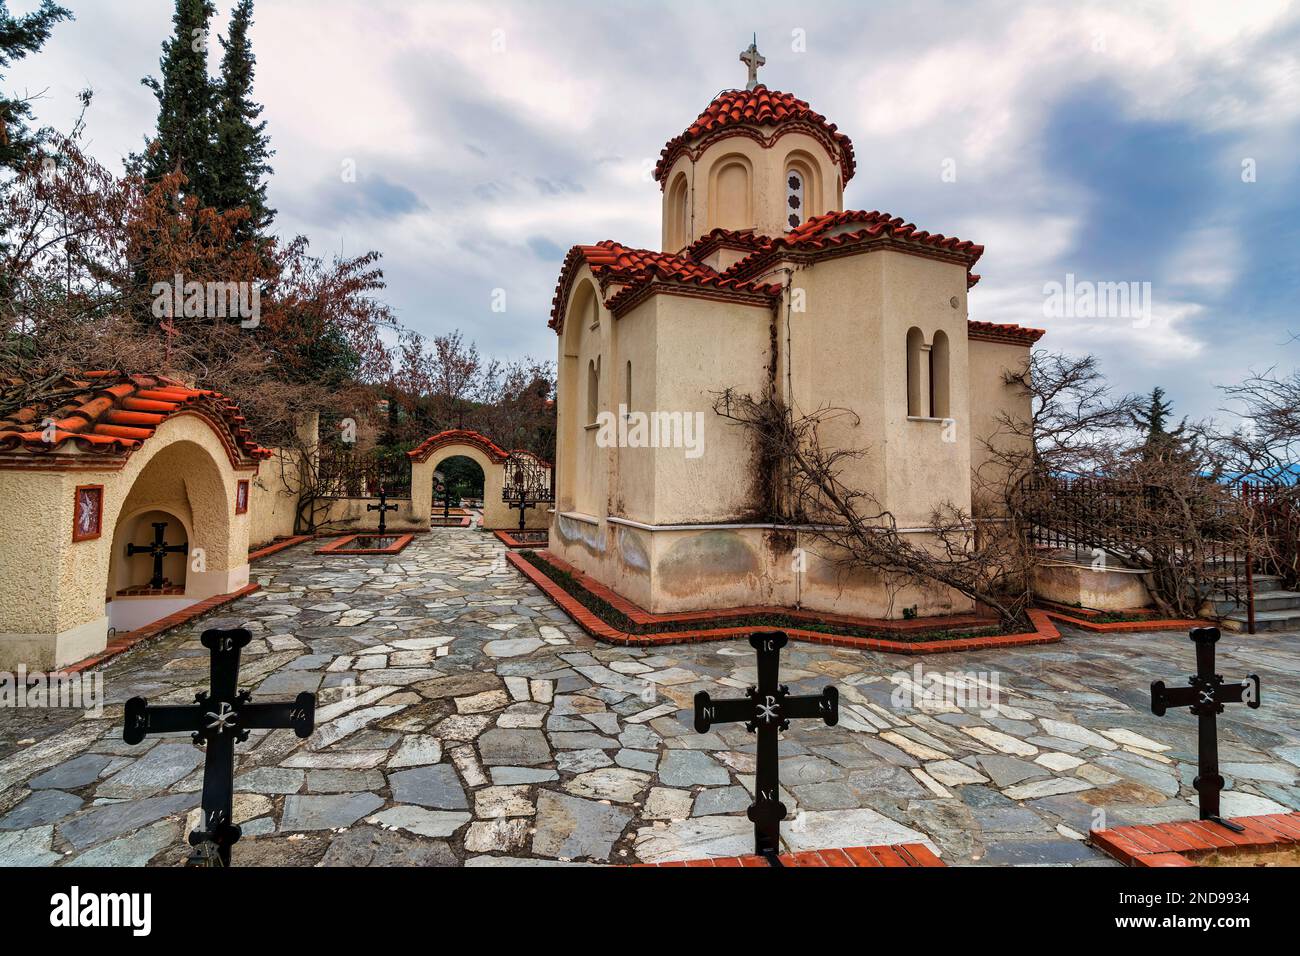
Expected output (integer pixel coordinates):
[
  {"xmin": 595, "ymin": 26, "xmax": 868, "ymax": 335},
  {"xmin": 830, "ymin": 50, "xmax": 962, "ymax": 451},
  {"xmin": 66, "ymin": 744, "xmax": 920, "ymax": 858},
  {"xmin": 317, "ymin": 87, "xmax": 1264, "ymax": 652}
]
[
  {"xmin": 1038, "ymin": 602, "xmax": 1206, "ymax": 633},
  {"xmin": 315, "ymin": 533, "xmax": 415, "ymax": 556},
  {"xmin": 62, "ymin": 583, "xmax": 262, "ymax": 675},
  {"xmin": 506, "ymin": 550, "xmax": 1061, "ymax": 654},
  {"xmin": 635, "ymin": 843, "xmax": 946, "ymax": 867},
  {"xmin": 492, "ymin": 529, "xmax": 550, "ymax": 548},
  {"xmin": 1090, "ymin": 812, "xmax": 1300, "ymax": 866},
  {"xmin": 248, "ymin": 534, "xmax": 313, "ymax": 562}
]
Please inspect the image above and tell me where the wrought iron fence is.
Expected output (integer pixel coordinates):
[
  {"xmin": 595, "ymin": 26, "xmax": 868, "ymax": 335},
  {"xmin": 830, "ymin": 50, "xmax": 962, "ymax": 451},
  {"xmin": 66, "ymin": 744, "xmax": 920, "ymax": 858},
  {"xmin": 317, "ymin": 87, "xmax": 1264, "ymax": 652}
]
[
  {"xmin": 317, "ymin": 446, "xmax": 412, "ymax": 499},
  {"xmin": 1020, "ymin": 473, "xmax": 1250, "ymax": 618}
]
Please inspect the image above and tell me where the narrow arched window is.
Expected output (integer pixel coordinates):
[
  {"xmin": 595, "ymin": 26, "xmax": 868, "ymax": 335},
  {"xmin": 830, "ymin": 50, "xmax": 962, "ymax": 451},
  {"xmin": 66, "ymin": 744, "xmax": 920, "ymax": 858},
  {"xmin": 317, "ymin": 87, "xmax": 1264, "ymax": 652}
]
[
  {"xmin": 625, "ymin": 361, "xmax": 632, "ymax": 413},
  {"xmin": 906, "ymin": 327, "xmax": 925, "ymax": 416},
  {"xmin": 586, "ymin": 358, "xmax": 599, "ymax": 424},
  {"xmin": 785, "ymin": 169, "xmax": 804, "ymax": 231},
  {"xmin": 930, "ymin": 331, "xmax": 950, "ymax": 419}
]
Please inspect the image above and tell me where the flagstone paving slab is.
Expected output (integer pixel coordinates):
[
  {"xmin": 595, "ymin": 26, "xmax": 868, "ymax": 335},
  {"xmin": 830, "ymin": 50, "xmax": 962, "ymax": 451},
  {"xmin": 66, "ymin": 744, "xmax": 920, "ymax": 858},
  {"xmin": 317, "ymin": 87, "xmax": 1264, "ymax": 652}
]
[{"xmin": 2, "ymin": 529, "xmax": 1297, "ymax": 867}]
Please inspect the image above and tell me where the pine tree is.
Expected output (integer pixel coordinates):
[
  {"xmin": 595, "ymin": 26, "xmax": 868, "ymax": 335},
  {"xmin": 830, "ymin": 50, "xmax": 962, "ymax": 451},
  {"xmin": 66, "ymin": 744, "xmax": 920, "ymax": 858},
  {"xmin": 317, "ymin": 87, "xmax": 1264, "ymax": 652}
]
[
  {"xmin": 1133, "ymin": 386, "xmax": 1193, "ymax": 462},
  {"xmin": 0, "ymin": 0, "xmax": 71, "ymax": 172},
  {"xmin": 137, "ymin": 0, "xmax": 218, "ymax": 205},
  {"xmin": 211, "ymin": 0, "xmax": 274, "ymax": 242}
]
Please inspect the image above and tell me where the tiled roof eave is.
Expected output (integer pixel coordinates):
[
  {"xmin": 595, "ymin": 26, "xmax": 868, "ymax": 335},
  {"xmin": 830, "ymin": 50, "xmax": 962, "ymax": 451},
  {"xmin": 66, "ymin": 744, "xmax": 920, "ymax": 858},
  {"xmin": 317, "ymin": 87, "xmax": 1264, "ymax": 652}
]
[
  {"xmin": 967, "ymin": 321, "xmax": 1046, "ymax": 346},
  {"xmin": 723, "ymin": 233, "xmax": 983, "ymax": 288},
  {"xmin": 606, "ymin": 275, "xmax": 782, "ymax": 319}
]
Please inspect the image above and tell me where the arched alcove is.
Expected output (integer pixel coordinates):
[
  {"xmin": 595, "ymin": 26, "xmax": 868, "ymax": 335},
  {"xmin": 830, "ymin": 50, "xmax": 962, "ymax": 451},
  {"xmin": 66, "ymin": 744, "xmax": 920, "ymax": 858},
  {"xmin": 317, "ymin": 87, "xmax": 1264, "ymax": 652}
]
[
  {"xmin": 930, "ymin": 330, "xmax": 951, "ymax": 419},
  {"xmin": 906, "ymin": 327, "xmax": 926, "ymax": 416},
  {"xmin": 104, "ymin": 436, "xmax": 231, "ymax": 633},
  {"xmin": 665, "ymin": 172, "xmax": 690, "ymax": 250},
  {"xmin": 709, "ymin": 154, "xmax": 753, "ymax": 231}
]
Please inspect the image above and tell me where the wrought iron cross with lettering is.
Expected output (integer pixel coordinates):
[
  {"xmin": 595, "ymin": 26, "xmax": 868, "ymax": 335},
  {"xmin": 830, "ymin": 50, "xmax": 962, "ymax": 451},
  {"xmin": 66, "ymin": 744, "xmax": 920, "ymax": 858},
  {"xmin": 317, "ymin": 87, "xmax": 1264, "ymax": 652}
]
[
  {"xmin": 694, "ymin": 631, "xmax": 838, "ymax": 863},
  {"xmin": 1151, "ymin": 626, "xmax": 1260, "ymax": 831},
  {"xmin": 367, "ymin": 486, "xmax": 399, "ymax": 534},
  {"xmin": 126, "ymin": 521, "xmax": 188, "ymax": 589},
  {"xmin": 123, "ymin": 628, "xmax": 315, "ymax": 866}
]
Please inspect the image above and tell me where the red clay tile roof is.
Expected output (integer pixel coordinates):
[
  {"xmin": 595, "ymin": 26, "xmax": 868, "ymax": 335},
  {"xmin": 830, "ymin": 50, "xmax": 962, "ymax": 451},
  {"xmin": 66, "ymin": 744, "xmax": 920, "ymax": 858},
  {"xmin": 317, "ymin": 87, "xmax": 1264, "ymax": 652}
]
[
  {"xmin": 0, "ymin": 371, "xmax": 270, "ymax": 468},
  {"xmin": 654, "ymin": 85, "xmax": 856, "ymax": 186},
  {"xmin": 408, "ymin": 429, "xmax": 510, "ymax": 464},
  {"xmin": 967, "ymin": 320, "xmax": 1046, "ymax": 346},
  {"xmin": 549, "ymin": 241, "xmax": 782, "ymax": 331},
  {"xmin": 721, "ymin": 209, "xmax": 984, "ymax": 288}
]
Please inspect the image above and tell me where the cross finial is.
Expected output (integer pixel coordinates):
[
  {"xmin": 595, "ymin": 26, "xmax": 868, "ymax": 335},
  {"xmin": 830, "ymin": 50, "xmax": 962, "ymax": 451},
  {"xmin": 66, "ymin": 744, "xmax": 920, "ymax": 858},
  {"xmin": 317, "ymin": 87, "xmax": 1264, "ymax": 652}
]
[{"xmin": 740, "ymin": 35, "xmax": 765, "ymax": 91}]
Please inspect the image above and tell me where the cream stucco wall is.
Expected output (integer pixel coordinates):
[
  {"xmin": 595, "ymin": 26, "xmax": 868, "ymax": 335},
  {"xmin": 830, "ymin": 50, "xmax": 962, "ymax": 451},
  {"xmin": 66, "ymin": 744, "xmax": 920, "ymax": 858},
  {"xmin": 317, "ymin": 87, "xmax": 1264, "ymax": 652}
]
[
  {"xmin": 0, "ymin": 413, "xmax": 256, "ymax": 670},
  {"xmin": 551, "ymin": 239, "xmax": 1030, "ymax": 619}
]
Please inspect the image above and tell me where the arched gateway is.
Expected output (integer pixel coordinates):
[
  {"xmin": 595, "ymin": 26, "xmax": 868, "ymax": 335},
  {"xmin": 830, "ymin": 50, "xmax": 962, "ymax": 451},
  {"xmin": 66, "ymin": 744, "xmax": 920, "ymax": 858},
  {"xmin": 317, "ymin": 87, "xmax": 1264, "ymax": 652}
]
[
  {"xmin": 0, "ymin": 372, "xmax": 270, "ymax": 670},
  {"xmin": 407, "ymin": 429, "xmax": 552, "ymax": 531}
]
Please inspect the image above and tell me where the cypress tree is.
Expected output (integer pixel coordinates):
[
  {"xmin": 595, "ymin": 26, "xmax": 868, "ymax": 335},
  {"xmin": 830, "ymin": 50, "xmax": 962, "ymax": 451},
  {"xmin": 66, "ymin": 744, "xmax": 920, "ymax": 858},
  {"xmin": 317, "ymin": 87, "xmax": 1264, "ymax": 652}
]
[
  {"xmin": 137, "ymin": 0, "xmax": 218, "ymax": 205},
  {"xmin": 212, "ymin": 0, "xmax": 274, "ymax": 242},
  {"xmin": 0, "ymin": 0, "xmax": 71, "ymax": 172}
]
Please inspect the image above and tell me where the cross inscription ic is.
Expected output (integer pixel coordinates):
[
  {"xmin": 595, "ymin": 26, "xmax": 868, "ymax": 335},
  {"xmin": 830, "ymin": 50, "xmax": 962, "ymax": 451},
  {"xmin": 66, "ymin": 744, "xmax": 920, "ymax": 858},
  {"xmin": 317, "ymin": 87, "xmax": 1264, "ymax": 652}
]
[
  {"xmin": 123, "ymin": 628, "xmax": 316, "ymax": 866},
  {"xmin": 693, "ymin": 631, "xmax": 838, "ymax": 863},
  {"xmin": 1150, "ymin": 626, "xmax": 1261, "ymax": 831},
  {"xmin": 367, "ymin": 486, "xmax": 399, "ymax": 534},
  {"xmin": 126, "ymin": 521, "xmax": 188, "ymax": 589}
]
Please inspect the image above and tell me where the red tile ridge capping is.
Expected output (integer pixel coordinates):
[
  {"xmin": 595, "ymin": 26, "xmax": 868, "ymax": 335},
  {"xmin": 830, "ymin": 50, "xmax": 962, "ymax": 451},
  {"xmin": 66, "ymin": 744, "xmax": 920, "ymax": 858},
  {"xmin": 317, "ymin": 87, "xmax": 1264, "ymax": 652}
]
[
  {"xmin": 407, "ymin": 428, "xmax": 510, "ymax": 464},
  {"xmin": 653, "ymin": 84, "xmax": 856, "ymax": 186},
  {"xmin": 0, "ymin": 370, "xmax": 271, "ymax": 464}
]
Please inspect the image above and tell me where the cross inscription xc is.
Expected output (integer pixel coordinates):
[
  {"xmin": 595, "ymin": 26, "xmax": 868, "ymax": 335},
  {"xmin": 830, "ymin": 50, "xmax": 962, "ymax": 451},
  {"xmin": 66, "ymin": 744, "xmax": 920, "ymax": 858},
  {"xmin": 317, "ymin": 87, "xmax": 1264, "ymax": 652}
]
[
  {"xmin": 123, "ymin": 628, "xmax": 316, "ymax": 866},
  {"xmin": 367, "ymin": 486, "xmax": 399, "ymax": 534},
  {"xmin": 694, "ymin": 631, "xmax": 838, "ymax": 863},
  {"xmin": 1150, "ymin": 626, "xmax": 1261, "ymax": 831},
  {"xmin": 126, "ymin": 520, "xmax": 188, "ymax": 589}
]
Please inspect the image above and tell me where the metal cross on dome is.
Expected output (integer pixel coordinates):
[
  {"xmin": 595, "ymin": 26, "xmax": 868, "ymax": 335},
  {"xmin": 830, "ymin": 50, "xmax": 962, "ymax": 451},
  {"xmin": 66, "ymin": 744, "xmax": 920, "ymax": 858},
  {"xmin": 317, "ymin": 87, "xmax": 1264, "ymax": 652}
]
[
  {"xmin": 126, "ymin": 520, "xmax": 188, "ymax": 590},
  {"xmin": 694, "ymin": 631, "xmax": 838, "ymax": 864},
  {"xmin": 1150, "ymin": 626, "xmax": 1261, "ymax": 831},
  {"xmin": 740, "ymin": 35, "xmax": 765, "ymax": 91},
  {"xmin": 123, "ymin": 628, "xmax": 315, "ymax": 866}
]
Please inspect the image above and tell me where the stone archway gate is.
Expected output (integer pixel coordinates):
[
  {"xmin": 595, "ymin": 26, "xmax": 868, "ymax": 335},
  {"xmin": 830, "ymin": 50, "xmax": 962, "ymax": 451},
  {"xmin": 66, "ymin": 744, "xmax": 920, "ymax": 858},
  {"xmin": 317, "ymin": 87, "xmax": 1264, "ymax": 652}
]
[{"xmin": 407, "ymin": 429, "xmax": 552, "ymax": 531}]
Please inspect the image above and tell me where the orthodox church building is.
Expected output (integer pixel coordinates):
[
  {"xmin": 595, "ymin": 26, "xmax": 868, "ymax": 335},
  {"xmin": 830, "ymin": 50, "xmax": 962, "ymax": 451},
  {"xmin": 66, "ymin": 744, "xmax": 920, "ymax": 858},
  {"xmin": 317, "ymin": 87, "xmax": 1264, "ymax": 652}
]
[{"xmin": 547, "ymin": 44, "xmax": 1044, "ymax": 620}]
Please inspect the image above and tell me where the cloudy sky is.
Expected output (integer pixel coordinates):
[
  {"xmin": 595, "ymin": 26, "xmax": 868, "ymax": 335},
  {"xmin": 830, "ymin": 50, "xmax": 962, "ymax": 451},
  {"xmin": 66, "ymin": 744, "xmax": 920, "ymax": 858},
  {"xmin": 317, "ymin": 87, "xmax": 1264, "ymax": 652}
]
[{"xmin": 9, "ymin": 0, "xmax": 1300, "ymax": 421}]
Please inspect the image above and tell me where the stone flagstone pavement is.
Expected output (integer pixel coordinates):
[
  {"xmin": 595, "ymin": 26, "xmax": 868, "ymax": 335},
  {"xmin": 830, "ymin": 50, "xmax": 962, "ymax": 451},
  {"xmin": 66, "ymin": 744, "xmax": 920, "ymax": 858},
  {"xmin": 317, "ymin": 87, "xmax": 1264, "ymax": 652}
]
[{"xmin": 1, "ymin": 529, "xmax": 1298, "ymax": 867}]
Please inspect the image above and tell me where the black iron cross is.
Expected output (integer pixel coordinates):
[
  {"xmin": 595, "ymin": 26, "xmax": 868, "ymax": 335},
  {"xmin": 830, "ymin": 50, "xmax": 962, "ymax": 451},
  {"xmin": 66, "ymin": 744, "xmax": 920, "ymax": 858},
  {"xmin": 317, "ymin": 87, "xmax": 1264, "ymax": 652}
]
[
  {"xmin": 123, "ymin": 628, "xmax": 315, "ymax": 866},
  {"xmin": 367, "ymin": 487, "xmax": 399, "ymax": 534},
  {"xmin": 126, "ymin": 521, "xmax": 188, "ymax": 589},
  {"xmin": 694, "ymin": 631, "xmax": 838, "ymax": 864},
  {"xmin": 1151, "ymin": 626, "xmax": 1261, "ymax": 831}
]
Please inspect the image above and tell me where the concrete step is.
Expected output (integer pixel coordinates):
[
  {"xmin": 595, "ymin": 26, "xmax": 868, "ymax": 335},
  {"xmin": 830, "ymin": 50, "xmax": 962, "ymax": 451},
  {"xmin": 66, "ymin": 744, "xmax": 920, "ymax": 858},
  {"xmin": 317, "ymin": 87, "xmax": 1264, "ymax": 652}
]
[
  {"xmin": 1222, "ymin": 608, "xmax": 1300, "ymax": 633},
  {"xmin": 1210, "ymin": 589, "xmax": 1300, "ymax": 616}
]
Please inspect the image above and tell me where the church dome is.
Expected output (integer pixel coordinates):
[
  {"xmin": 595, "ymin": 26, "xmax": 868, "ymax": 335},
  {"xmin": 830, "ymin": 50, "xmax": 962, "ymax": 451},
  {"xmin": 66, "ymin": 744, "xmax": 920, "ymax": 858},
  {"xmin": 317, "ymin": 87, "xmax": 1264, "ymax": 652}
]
[{"xmin": 653, "ymin": 85, "xmax": 857, "ymax": 187}]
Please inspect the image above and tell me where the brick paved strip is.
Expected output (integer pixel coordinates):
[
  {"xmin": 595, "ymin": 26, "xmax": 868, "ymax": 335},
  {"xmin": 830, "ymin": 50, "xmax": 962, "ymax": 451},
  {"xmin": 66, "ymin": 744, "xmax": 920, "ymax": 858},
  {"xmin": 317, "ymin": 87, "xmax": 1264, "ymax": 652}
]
[
  {"xmin": 1090, "ymin": 812, "xmax": 1300, "ymax": 866},
  {"xmin": 633, "ymin": 843, "xmax": 945, "ymax": 868}
]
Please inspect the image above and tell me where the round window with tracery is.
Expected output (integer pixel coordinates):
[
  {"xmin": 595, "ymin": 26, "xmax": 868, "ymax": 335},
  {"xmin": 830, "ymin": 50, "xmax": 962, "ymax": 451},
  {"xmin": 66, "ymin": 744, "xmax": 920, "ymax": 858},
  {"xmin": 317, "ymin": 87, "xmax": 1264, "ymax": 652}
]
[{"xmin": 785, "ymin": 171, "xmax": 804, "ymax": 231}]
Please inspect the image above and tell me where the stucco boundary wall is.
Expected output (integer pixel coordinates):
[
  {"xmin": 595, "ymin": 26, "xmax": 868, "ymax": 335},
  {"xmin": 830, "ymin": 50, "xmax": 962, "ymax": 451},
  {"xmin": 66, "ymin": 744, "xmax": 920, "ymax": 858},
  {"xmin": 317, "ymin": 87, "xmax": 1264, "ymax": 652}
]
[
  {"xmin": 506, "ymin": 550, "xmax": 1061, "ymax": 654},
  {"xmin": 548, "ymin": 511, "xmax": 976, "ymax": 620}
]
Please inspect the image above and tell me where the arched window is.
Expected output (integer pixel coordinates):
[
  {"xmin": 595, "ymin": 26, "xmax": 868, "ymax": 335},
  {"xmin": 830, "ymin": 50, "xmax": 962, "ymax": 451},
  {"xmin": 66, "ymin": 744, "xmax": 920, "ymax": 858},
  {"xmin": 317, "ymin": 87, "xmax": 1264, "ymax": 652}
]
[
  {"xmin": 586, "ymin": 357, "xmax": 600, "ymax": 424},
  {"xmin": 785, "ymin": 169, "xmax": 804, "ymax": 231},
  {"xmin": 930, "ymin": 331, "xmax": 950, "ymax": 419},
  {"xmin": 785, "ymin": 153, "xmax": 821, "ymax": 229},
  {"xmin": 906, "ymin": 327, "xmax": 925, "ymax": 417},
  {"xmin": 624, "ymin": 360, "xmax": 632, "ymax": 412}
]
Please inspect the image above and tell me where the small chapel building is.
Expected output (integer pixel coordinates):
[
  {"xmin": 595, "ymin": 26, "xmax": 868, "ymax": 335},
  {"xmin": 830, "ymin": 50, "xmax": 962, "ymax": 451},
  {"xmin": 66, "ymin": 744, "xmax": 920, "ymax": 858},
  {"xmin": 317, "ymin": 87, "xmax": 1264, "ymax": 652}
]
[
  {"xmin": 0, "ymin": 372, "xmax": 270, "ymax": 669},
  {"xmin": 546, "ymin": 45, "xmax": 1044, "ymax": 621}
]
